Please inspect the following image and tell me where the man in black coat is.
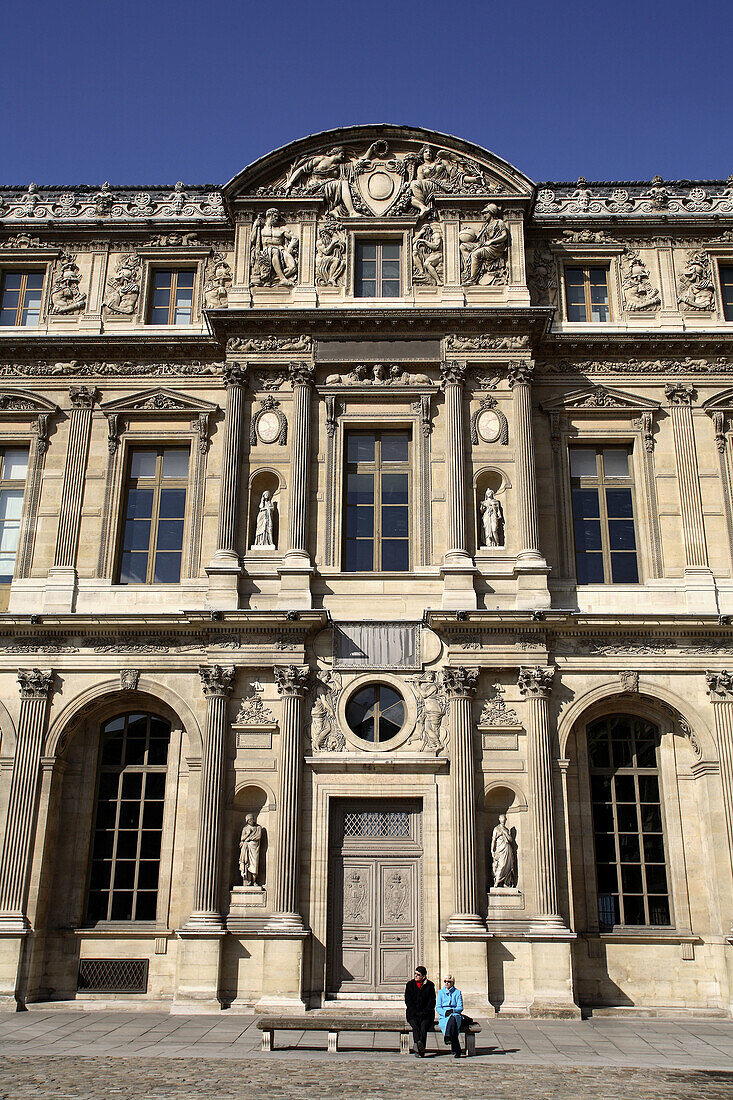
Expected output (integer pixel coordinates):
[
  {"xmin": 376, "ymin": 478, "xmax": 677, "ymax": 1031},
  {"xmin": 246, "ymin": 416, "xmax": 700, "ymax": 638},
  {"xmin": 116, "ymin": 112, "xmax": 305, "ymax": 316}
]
[{"xmin": 404, "ymin": 965, "xmax": 436, "ymax": 1057}]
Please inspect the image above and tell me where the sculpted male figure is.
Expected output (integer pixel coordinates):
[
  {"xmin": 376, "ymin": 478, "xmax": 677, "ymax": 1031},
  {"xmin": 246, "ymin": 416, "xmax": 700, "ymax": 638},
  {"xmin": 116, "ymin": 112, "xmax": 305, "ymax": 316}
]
[
  {"xmin": 251, "ymin": 208, "xmax": 299, "ymax": 286},
  {"xmin": 239, "ymin": 813, "xmax": 263, "ymax": 886}
]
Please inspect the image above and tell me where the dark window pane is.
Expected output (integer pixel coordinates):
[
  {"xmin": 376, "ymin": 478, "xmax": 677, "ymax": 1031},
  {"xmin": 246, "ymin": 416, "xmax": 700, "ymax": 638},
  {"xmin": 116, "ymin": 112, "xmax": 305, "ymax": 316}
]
[
  {"xmin": 576, "ymin": 552, "xmax": 605, "ymax": 584},
  {"xmin": 382, "ymin": 506, "xmax": 408, "ymax": 538},
  {"xmin": 648, "ymin": 896, "xmax": 671, "ymax": 926},
  {"xmin": 636, "ymin": 739, "xmax": 657, "ymax": 767},
  {"xmin": 640, "ymin": 804, "xmax": 663, "ymax": 832},
  {"xmin": 156, "ymin": 519, "xmax": 184, "ymax": 551},
  {"xmin": 569, "ymin": 448, "xmax": 598, "ymax": 477},
  {"xmin": 594, "ymin": 834, "xmax": 616, "ymax": 862},
  {"xmin": 603, "ymin": 449, "xmax": 630, "ymax": 477},
  {"xmin": 92, "ymin": 830, "xmax": 115, "ymax": 859},
  {"xmin": 381, "ymin": 434, "xmax": 409, "ymax": 462},
  {"xmin": 616, "ymin": 804, "xmax": 638, "ymax": 831},
  {"xmin": 610, "ymin": 553, "xmax": 639, "ymax": 584},
  {"xmin": 134, "ymin": 893, "xmax": 158, "ymax": 921},
  {"xmin": 572, "ymin": 488, "xmax": 600, "ymax": 517},
  {"xmin": 638, "ymin": 775, "xmax": 660, "ymax": 803},
  {"xmin": 381, "ymin": 539, "xmax": 409, "ymax": 571},
  {"xmin": 596, "ymin": 864, "xmax": 618, "ymax": 892},
  {"xmin": 119, "ymin": 802, "xmax": 140, "ymax": 829},
  {"xmin": 140, "ymin": 830, "xmax": 163, "ymax": 859},
  {"xmin": 162, "ymin": 449, "xmax": 189, "ymax": 478},
  {"xmin": 612, "ymin": 738, "xmax": 634, "ymax": 767},
  {"xmin": 347, "ymin": 434, "xmax": 375, "ymax": 463},
  {"xmin": 643, "ymin": 834, "xmax": 665, "ymax": 863},
  {"xmin": 147, "ymin": 740, "xmax": 168, "ymax": 767},
  {"xmin": 153, "ymin": 552, "xmax": 182, "ymax": 584},
  {"xmin": 618, "ymin": 833, "xmax": 641, "ymax": 862},
  {"xmin": 346, "ymin": 506, "xmax": 374, "ymax": 538},
  {"xmin": 124, "ymin": 738, "xmax": 146, "ymax": 765},
  {"xmin": 159, "ymin": 489, "xmax": 186, "ymax": 519},
  {"xmin": 623, "ymin": 895, "xmax": 646, "ymax": 925},
  {"xmin": 144, "ymin": 773, "xmax": 166, "ymax": 800},
  {"xmin": 587, "ymin": 725, "xmax": 611, "ymax": 768},
  {"xmin": 591, "ymin": 775, "xmax": 612, "ymax": 801},
  {"xmin": 574, "ymin": 520, "xmax": 602, "ymax": 550},
  {"xmin": 142, "ymin": 801, "xmax": 164, "ymax": 829},
  {"xmin": 645, "ymin": 865, "xmax": 669, "ymax": 894},
  {"xmin": 347, "ymin": 473, "xmax": 374, "ymax": 505},
  {"xmin": 90, "ymin": 860, "xmax": 112, "ymax": 890},
  {"xmin": 94, "ymin": 801, "xmax": 118, "ymax": 829},
  {"xmin": 381, "ymin": 473, "xmax": 408, "ymax": 505},
  {"xmin": 113, "ymin": 861, "xmax": 136, "ymax": 890},
  {"xmin": 137, "ymin": 862, "xmax": 160, "ymax": 891},
  {"xmin": 86, "ymin": 892, "xmax": 108, "ymax": 923},
  {"xmin": 345, "ymin": 539, "xmax": 374, "ymax": 572},
  {"xmin": 614, "ymin": 775, "xmax": 636, "ymax": 802},
  {"xmin": 621, "ymin": 865, "xmax": 643, "ymax": 893},
  {"xmin": 111, "ymin": 892, "xmax": 134, "ymax": 921},
  {"xmin": 115, "ymin": 831, "xmax": 138, "ymax": 860},
  {"xmin": 121, "ymin": 773, "xmax": 143, "ymax": 800},
  {"xmin": 598, "ymin": 894, "xmax": 619, "ymax": 929},
  {"xmin": 593, "ymin": 803, "xmax": 614, "ymax": 832},
  {"xmin": 130, "ymin": 452, "xmax": 157, "ymax": 479}
]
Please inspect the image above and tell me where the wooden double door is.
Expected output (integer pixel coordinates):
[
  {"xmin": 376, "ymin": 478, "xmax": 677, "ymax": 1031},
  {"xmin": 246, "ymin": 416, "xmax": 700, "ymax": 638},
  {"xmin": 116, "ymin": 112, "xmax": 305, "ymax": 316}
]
[{"xmin": 328, "ymin": 799, "xmax": 422, "ymax": 994}]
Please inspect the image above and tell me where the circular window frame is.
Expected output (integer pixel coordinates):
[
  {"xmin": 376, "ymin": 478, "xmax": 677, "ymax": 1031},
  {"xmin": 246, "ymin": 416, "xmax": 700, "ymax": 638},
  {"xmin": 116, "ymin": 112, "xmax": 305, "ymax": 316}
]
[{"xmin": 338, "ymin": 673, "xmax": 417, "ymax": 753}]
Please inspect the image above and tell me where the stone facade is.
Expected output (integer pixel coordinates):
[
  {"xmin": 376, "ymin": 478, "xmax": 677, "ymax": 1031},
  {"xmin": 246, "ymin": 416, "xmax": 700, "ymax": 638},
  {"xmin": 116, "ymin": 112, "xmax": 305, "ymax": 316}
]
[{"xmin": 1, "ymin": 125, "xmax": 733, "ymax": 1015}]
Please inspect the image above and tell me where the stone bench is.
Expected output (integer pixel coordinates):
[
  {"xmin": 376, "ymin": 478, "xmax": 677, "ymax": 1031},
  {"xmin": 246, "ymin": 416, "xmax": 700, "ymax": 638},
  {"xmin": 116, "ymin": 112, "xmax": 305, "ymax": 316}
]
[{"xmin": 255, "ymin": 1015, "xmax": 481, "ymax": 1055}]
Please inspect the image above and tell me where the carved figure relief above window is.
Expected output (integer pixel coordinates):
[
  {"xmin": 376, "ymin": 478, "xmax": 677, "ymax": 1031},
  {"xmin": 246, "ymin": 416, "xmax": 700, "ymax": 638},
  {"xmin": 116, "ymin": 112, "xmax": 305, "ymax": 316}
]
[
  {"xmin": 49, "ymin": 250, "xmax": 87, "ymax": 315},
  {"xmin": 202, "ymin": 252, "xmax": 232, "ymax": 309},
  {"xmin": 677, "ymin": 250, "xmax": 715, "ymax": 311},
  {"xmin": 460, "ymin": 204, "xmax": 509, "ymax": 286},
  {"xmin": 250, "ymin": 208, "xmax": 299, "ymax": 287},
  {"xmin": 412, "ymin": 219, "xmax": 444, "ymax": 285},
  {"xmin": 325, "ymin": 363, "xmax": 431, "ymax": 386},
  {"xmin": 315, "ymin": 218, "xmax": 346, "ymax": 287},
  {"xmin": 104, "ymin": 253, "xmax": 141, "ymax": 317}
]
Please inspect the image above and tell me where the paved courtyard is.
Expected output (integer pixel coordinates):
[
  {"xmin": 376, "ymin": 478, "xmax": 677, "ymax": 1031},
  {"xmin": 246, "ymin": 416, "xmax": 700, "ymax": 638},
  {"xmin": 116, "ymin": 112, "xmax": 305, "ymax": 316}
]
[{"xmin": 1, "ymin": 1012, "xmax": 733, "ymax": 1098}]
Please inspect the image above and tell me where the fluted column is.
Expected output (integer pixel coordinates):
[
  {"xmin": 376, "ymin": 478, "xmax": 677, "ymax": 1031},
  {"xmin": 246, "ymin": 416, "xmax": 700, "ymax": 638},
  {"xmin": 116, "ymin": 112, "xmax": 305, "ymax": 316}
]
[
  {"xmin": 186, "ymin": 664, "xmax": 235, "ymax": 931},
  {"xmin": 666, "ymin": 384, "xmax": 708, "ymax": 569},
  {"xmin": 0, "ymin": 670, "xmax": 54, "ymax": 932},
  {"xmin": 443, "ymin": 666, "xmax": 483, "ymax": 932},
  {"xmin": 508, "ymin": 362, "xmax": 542, "ymax": 562},
  {"xmin": 439, "ymin": 361, "xmax": 476, "ymax": 609},
  {"xmin": 706, "ymin": 671, "xmax": 733, "ymax": 929},
  {"xmin": 213, "ymin": 363, "xmax": 248, "ymax": 565},
  {"xmin": 270, "ymin": 665, "xmax": 310, "ymax": 930},
  {"xmin": 53, "ymin": 386, "xmax": 96, "ymax": 570},
  {"xmin": 518, "ymin": 665, "xmax": 564, "ymax": 928},
  {"xmin": 285, "ymin": 362, "xmax": 314, "ymax": 559}
]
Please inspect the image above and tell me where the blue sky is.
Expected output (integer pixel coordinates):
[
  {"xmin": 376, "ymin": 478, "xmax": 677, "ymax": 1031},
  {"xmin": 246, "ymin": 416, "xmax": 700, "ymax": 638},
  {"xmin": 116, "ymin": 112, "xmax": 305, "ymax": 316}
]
[{"xmin": 1, "ymin": 0, "xmax": 730, "ymax": 186}]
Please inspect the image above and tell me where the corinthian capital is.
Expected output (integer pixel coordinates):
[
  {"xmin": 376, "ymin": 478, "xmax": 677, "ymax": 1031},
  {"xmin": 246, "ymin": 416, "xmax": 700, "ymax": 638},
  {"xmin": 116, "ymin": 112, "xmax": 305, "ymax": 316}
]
[
  {"xmin": 665, "ymin": 382, "xmax": 696, "ymax": 407},
  {"xmin": 439, "ymin": 360, "xmax": 467, "ymax": 390},
  {"xmin": 441, "ymin": 666, "xmax": 479, "ymax": 698},
  {"xmin": 517, "ymin": 665, "xmax": 554, "ymax": 699},
  {"xmin": 199, "ymin": 664, "xmax": 236, "ymax": 697},
  {"xmin": 222, "ymin": 362, "xmax": 248, "ymax": 388},
  {"xmin": 17, "ymin": 668, "xmax": 54, "ymax": 699},
  {"xmin": 69, "ymin": 385, "xmax": 97, "ymax": 409},
  {"xmin": 274, "ymin": 664, "xmax": 311, "ymax": 697},
  {"xmin": 706, "ymin": 670, "xmax": 733, "ymax": 701},
  {"xmin": 507, "ymin": 360, "xmax": 534, "ymax": 388},
  {"xmin": 288, "ymin": 361, "xmax": 315, "ymax": 388}
]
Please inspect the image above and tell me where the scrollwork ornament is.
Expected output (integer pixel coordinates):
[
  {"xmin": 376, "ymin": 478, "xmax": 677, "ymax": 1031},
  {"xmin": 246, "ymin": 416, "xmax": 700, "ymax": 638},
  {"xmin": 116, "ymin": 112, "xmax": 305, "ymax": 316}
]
[
  {"xmin": 706, "ymin": 670, "xmax": 733, "ymax": 701},
  {"xmin": 441, "ymin": 666, "xmax": 479, "ymax": 698},
  {"xmin": 517, "ymin": 666, "xmax": 554, "ymax": 699},
  {"xmin": 274, "ymin": 664, "xmax": 311, "ymax": 697},
  {"xmin": 17, "ymin": 668, "xmax": 54, "ymax": 699},
  {"xmin": 199, "ymin": 664, "xmax": 235, "ymax": 697}
]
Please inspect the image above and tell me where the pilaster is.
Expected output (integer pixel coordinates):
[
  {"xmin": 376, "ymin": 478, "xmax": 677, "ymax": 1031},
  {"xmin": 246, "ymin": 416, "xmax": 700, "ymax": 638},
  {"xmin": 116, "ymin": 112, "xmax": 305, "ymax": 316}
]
[
  {"xmin": 206, "ymin": 363, "xmax": 247, "ymax": 609},
  {"xmin": 666, "ymin": 384, "xmax": 717, "ymax": 612},
  {"xmin": 439, "ymin": 361, "xmax": 476, "ymax": 609},
  {"xmin": 706, "ymin": 671, "xmax": 733, "ymax": 932},
  {"xmin": 0, "ymin": 669, "xmax": 53, "ymax": 1007},
  {"xmin": 278, "ymin": 363, "xmax": 315, "ymax": 608},
  {"xmin": 508, "ymin": 362, "xmax": 550, "ymax": 609},
  {"xmin": 44, "ymin": 387, "xmax": 96, "ymax": 612}
]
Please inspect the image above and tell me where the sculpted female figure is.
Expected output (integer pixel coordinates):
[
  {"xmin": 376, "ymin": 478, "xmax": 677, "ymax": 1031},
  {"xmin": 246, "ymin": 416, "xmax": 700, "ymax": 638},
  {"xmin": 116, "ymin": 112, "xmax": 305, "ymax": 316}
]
[
  {"xmin": 491, "ymin": 814, "xmax": 517, "ymax": 888},
  {"xmin": 239, "ymin": 814, "xmax": 263, "ymax": 886},
  {"xmin": 480, "ymin": 488, "xmax": 504, "ymax": 548},
  {"xmin": 252, "ymin": 491, "xmax": 275, "ymax": 548}
]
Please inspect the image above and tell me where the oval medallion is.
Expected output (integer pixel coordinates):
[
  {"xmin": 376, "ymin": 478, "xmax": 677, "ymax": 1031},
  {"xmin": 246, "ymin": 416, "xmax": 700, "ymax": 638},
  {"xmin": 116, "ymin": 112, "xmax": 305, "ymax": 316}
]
[
  {"xmin": 477, "ymin": 409, "xmax": 502, "ymax": 443},
  {"xmin": 257, "ymin": 411, "xmax": 281, "ymax": 443}
]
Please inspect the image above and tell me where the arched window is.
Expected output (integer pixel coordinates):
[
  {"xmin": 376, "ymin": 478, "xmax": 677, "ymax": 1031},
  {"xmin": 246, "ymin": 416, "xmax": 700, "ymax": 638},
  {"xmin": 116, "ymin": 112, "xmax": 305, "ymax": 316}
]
[
  {"xmin": 86, "ymin": 712, "xmax": 170, "ymax": 923},
  {"xmin": 588, "ymin": 713, "xmax": 671, "ymax": 930}
]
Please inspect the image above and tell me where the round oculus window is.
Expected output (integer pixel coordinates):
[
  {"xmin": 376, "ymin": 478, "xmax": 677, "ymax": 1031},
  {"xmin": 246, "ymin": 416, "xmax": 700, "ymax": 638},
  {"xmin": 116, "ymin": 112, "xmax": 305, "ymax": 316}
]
[{"xmin": 345, "ymin": 683, "xmax": 406, "ymax": 745}]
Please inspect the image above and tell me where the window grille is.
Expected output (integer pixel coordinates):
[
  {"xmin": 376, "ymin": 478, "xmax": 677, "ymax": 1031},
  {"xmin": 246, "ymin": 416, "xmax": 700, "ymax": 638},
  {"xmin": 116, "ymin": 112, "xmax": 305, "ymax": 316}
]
[
  {"xmin": 343, "ymin": 810, "xmax": 410, "ymax": 838},
  {"xmin": 77, "ymin": 958, "xmax": 149, "ymax": 994}
]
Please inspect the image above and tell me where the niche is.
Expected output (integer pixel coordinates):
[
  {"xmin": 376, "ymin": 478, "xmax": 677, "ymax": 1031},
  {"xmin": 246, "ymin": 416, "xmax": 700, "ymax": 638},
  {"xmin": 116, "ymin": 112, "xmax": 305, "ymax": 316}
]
[
  {"xmin": 231, "ymin": 784, "xmax": 271, "ymax": 890},
  {"xmin": 475, "ymin": 468, "xmax": 508, "ymax": 551},
  {"xmin": 485, "ymin": 784, "xmax": 521, "ymax": 889},
  {"xmin": 248, "ymin": 470, "xmax": 281, "ymax": 551}
]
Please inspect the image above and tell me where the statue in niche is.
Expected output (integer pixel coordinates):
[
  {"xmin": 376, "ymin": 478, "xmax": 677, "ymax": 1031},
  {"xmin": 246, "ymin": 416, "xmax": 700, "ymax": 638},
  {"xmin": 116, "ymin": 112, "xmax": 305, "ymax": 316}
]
[
  {"xmin": 412, "ymin": 670, "xmax": 447, "ymax": 751},
  {"xmin": 315, "ymin": 219, "xmax": 346, "ymax": 286},
  {"xmin": 480, "ymin": 488, "xmax": 504, "ymax": 548},
  {"xmin": 412, "ymin": 219, "xmax": 444, "ymax": 285},
  {"xmin": 491, "ymin": 814, "xmax": 517, "ymax": 888},
  {"xmin": 239, "ymin": 814, "xmax": 263, "ymax": 886},
  {"xmin": 460, "ymin": 204, "xmax": 509, "ymax": 286},
  {"xmin": 250, "ymin": 208, "xmax": 299, "ymax": 287},
  {"xmin": 252, "ymin": 491, "xmax": 276, "ymax": 548},
  {"xmin": 50, "ymin": 251, "xmax": 86, "ymax": 315}
]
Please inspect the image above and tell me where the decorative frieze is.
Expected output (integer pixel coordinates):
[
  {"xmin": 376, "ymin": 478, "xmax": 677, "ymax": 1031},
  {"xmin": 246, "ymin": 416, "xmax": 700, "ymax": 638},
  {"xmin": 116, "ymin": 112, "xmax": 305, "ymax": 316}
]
[{"xmin": 0, "ymin": 184, "xmax": 226, "ymax": 224}]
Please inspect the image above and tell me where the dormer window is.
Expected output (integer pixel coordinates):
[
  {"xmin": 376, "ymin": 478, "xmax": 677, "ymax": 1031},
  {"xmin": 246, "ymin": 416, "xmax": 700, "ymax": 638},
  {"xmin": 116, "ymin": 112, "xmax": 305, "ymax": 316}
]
[
  {"xmin": 565, "ymin": 266, "xmax": 611, "ymax": 322},
  {"xmin": 148, "ymin": 269, "xmax": 195, "ymax": 325},
  {"xmin": 355, "ymin": 241, "xmax": 401, "ymax": 298}
]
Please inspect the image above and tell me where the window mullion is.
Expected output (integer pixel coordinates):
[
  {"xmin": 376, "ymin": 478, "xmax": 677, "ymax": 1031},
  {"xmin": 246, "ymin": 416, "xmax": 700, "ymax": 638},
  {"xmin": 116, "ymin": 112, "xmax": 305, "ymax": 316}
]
[
  {"xmin": 596, "ymin": 456, "xmax": 613, "ymax": 582},
  {"xmin": 169, "ymin": 272, "xmax": 177, "ymax": 326},
  {"xmin": 147, "ymin": 456, "xmax": 164, "ymax": 584}
]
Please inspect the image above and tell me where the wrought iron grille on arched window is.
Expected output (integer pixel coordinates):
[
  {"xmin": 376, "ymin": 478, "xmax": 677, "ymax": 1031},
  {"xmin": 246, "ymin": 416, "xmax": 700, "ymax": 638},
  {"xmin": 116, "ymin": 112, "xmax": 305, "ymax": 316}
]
[
  {"xmin": 86, "ymin": 713, "xmax": 170, "ymax": 923},
  {"xmin": 588, "ymin": 714, "xmax": 671, "ymax": 930}
]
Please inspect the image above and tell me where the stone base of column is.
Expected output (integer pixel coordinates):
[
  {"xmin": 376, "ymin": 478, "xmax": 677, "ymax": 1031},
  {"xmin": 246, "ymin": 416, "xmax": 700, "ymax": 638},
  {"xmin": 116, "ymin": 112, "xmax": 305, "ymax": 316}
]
[
  {"xmin": 181, "ymin": 912, "xmax": 226, "ymax": 933},
  {"xmin": 42, "ymin": 566, "xmax": 78, "ymax": 613},
  {"xmin": 278, "ymin": 557, "xmax": 313, "ymax": 609},
  {"xmin": 266, "ymin": 912, "xmax": 305, "ymax": 933},
  {"xmin": 0, "ymin": 932, "xmax": 29, "ymax": 1009},
  {"xmin": 528, "ymin": 937, "xmax": 581, "ymax": 1018},
  {"xmin": 254, "ymin": 933, "xmax": 308, "ymax": 1013},
  {"xmin": 171, "ymin": 930, "xmax": 226, "ymax": 1012},
  {"xmin": 683, "ymin": 567, "xmax": 718, "ymax": 614},
  {"xmin": 205, "ymin": 554, "xmax": 242, "ymax": 610},
  {"xmin": 440, "ymin": 560, "xmax": 477, "ymax": 610},
  {"xmin": 441, "ymin": 935, "xmax": 495, "ymax": 1017},
  {"xmin": 514, "ymin": 562, "xmax": 551, "ymax": 610},
  {"xmin": 445, "ymin": 912, "xmax": 486, "ymax": 935}
]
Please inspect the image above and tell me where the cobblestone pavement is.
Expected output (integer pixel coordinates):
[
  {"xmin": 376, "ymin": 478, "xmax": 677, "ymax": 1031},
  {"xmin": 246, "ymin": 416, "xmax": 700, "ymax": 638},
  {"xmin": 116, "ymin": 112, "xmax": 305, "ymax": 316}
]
[
  {"xmin": 1, "ymin": 1057, "xmax": 732, "ymax": 1099},
  {"xmin": 1, "ymin": 1013, "xmax": 733, "ymax": 1098}
]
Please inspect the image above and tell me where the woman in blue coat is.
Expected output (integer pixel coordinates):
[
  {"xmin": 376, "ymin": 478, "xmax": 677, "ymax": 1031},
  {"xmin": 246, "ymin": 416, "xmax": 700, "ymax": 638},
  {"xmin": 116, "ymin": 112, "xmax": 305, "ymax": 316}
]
[{"xmin": 436, "ymin": 975, "xmax": 464, "ymax": 1057}]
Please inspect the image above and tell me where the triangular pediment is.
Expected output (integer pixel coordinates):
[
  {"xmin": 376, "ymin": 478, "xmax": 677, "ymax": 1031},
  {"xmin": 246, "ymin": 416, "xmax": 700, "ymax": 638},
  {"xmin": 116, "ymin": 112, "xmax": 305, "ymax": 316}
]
[
  {"xmin": 0, "ymin": 390, "xmax": 58, "ymax": 414},
  {"xmin": 101, "ymin": 388, "xmax": 219, "ymax": 415},
  {"xmin": 225, "ymin": 124, "xmax": 535, "ymax": 209},
  {"xmin": 542, "ymin": 386, "xmax": 660, "ymax": 413}
]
